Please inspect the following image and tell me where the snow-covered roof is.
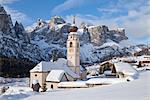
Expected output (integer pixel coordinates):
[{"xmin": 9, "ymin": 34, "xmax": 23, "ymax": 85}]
[
  {"xmin": 30, "ymin": 58, "xmax": 80, "ymax": 78},
  {"xmin": 46, "ymin": 70, "xmax": 65, "ymax": 82},
  {"xmin": 86, "ymin": 78, "xmax": 125, "ymax": 85},
  {"xmin": 30, "ymin": 61, "xmax": 50, "ymax": 72},
  {"xmin": 138, "ymin": 55, "xmax": 150, "ymax": 61},
  {"xmin": 57, "ymin": 81, "xmax": 88, "ymax": 88},
  {"xmin": 117, "ymin": 55, "xmax": 150, "ymax": 63},
  {"xmin": 114, "ymin": 62, "xmax": 138, "ymax": 76},
  {"xmin": 69, "ymin": 32, "xmax": 78, "ymax": 35}
]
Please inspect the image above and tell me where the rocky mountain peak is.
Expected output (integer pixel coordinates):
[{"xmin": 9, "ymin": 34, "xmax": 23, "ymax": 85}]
[
  {"xmin": 13, "ymin": 21, "xmax": 30, "ymax": 43},
  {"xmin": 0, "ymin": 6, "xmax": 15, "ymax": 37},
  {"xmin": 37, "ymin": 18, "xmax": 47, "ymax": 28},
  {"xmin": 49, "ymin": 16, "xmax": 66, "ymax": 27},
  {"xmin": 0, "ymin": 6, "xmax": 7, "ymax": 14},
  {"xmin": 14, "ymin": 21, "xmax": 25, "ymax": 33}
]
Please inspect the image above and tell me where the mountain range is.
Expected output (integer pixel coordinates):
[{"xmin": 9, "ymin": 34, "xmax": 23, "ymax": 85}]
[{"xmin": 0, "ymin": 6, "xmax": 148, "ymax": 77}]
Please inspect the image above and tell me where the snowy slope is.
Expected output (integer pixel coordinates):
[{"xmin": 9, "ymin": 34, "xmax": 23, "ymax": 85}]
[
  {"xmin": 18, "ymin": 71, "xmax": 149, "ymax": 100},
  {"xmin": 0, "ymin": 65, "xmax": 149, "ymax": 100}
]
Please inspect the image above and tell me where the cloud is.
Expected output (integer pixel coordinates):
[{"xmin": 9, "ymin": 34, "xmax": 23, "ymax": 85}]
[
  {"xmin": 4, "ymin": 6, "xmax": 33, "ymax": 25},
  {"xmin": 97, "ymin": 8, "xmax": 120, "ymax": 14},
  {"xmin": 65, "ymin": 14, "xmax": 119, "ymax": 29},
  {"xmin": 0, "ymin": 0, "xmax": 32, "ymax": 26},
  {"xmin": 67, "ymin": 0, "xmax": 149, "ymax": 44},
  {"xmin": 114, "ymin": 1, "xmax": 150, "ymax": 42},
  {"xmin": 52, "ymin": 0, "xmax": 85, "ymax": 15},
  {"xmin": 65, "ymin": 5, "xmax": 150, "ymax": 44},
  {"xmin": 0, "ymin": 0, "xmax": 19, "ymax": 4}
]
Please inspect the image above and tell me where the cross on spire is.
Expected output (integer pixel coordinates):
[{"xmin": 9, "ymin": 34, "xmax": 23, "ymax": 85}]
[{"xmin": 73, "ymin": 15, "xmax": 75, "ymax": 24}]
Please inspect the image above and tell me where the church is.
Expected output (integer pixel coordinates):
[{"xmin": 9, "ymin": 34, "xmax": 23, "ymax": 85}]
[{"xmin": 30, "ymin": 17, "xmax": 87, "ymax": 89}]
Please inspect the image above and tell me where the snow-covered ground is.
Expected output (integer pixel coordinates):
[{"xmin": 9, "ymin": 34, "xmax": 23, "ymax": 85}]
[
  {"xmin": 0, "ymin": 70, "xmax": 149, "ymax": 100},
  {"xmin": 0, "ymin": 78, "xmax": 29, "ymax": 87}
]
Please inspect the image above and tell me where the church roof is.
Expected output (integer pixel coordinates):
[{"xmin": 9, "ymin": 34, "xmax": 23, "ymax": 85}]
[
  {"xmin": 30, "ymin": 58, "xmax": 80, "ymax": 78},
  {"xmin": 69, "ymin": 26, "xmax": 78, "ymax": 33},
  {"xmin": 46, "ymin": 70, "xmax": 66, "ymax": 82}
]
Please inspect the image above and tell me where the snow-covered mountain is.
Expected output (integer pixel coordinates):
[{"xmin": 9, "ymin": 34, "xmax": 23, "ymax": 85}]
[
  {"xmin": 25, "ymin": 16, "xmax": 147, "ymax": 65},
  {"xmin": 0, "ymin": 6, "xmax": 148, "ymax": 76}
]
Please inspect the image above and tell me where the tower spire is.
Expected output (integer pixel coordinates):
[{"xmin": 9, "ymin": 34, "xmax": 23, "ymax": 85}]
[
  {"xmin": 73, "ymin": 15, "xmax": 75, "ymax": 24},
  {"xmin": 69, "ymin": 15, "xmax": 78, "ymax": 33}
]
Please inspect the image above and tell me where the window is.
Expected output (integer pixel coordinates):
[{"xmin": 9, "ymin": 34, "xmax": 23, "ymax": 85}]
[
  {"xmin": 70, "ymin": 42, "xmax": 73, "ymax": 47},
  {"xmin": 77, "ymin": 43, "xmax": 79, "ymax": 48},
  {"xmin": 51, "ymin": 84, "xmax": 53, "ymax": 89},
  {"xmin": 35, "ymin": 74, "xmax": 37, "ymax": 77}
]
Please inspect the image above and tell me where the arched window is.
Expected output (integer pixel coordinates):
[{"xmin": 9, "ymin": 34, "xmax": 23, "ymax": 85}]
[
  {"xmin": 70, "ymin": 42, "xmax": 73, "ymax": 47},
  {"xmin": 77, "ymin": 43, "xmax": 79, "ymax": 48},
  {"xmin": 51, "ymin": 84, "xmax": 53, "ymax": 89}
]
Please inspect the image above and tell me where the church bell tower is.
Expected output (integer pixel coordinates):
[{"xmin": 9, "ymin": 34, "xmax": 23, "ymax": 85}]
[{"xmin": 67, "ymin": 16, "xmax": 80, "ymax": 74}]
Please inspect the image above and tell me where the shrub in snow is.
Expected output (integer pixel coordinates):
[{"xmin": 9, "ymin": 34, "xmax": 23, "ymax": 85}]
[
  {"xmin": 0, "ymin": 86, "xmax": 9, "ymax": 94},
  {"xmin": 41, "ymin": 83, "xmax": 47, "ymax": 92},
  {"xmin": 126, "ymin": 76, "xmax": 134, "ymax": 82}
]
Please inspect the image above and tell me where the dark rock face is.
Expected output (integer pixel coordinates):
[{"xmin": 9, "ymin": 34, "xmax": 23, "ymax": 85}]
[
  {"xmin": 87, "ymin": 25, "xmax": 128, "ymax": 45},
  {"xmin": 14, "ymin": 21, "xmax": 30, "ymax": 43},
  {"xmin": 0, "ymin": 6, "xmax": 15, "ymax": 37},
  {"xmin": 109, "ymin": 29, "xmax": 128, "ymax": 43},
  {"xmin": 88, "ymin": 25, "xmax": 106, "ymax": 45}
]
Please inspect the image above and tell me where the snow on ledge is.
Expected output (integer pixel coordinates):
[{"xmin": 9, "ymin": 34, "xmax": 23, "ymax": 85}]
[
  {"xmin": 58, "ymin": 81, "xmax": 88, "ymax": 88},
  {"xmin": 86, "ymin": 78, "xmax": 125, "ymax": 85}
]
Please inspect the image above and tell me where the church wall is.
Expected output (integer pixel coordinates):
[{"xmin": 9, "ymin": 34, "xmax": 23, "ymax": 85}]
[
  {"xmin": 30, "ymin": 72, "xmax": 48, "ymax": 87},
  {"xmin": 67, "ymin": 33, "xmax": 80, "ymax": 74},
  {"xmin": 80, "ymin": 71, "xmax": 87, "ymax": 80},
  {"xmin": 46, "ymin": 82, "xmax": 58, "ymax": 89}
]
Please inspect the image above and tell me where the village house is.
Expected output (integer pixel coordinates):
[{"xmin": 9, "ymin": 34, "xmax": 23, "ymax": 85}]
[
  {"xmin": 138, "ymin": 55, "xmax": 150, "ymax": 67},
  {"xmin": 86, "ymin": 61, "xmax": 138, "ymax": 86},
  {"xmin": 30, "ymin": 17, "xmax": 87, "ymax": 89},
  {"xmin": 90, "ymin": 60, "xmax": 138, "ymax": 78}
]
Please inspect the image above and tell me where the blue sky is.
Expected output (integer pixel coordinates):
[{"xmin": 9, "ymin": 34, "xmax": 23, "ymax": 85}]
[{"xmin": 0, "ymin": 0, "xmax": 150, "ymax": 44}]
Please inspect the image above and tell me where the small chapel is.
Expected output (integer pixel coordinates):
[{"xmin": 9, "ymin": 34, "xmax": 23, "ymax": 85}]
[{"xmin": 30, "ymin": 16, "xmax": 87, "ymax": 89}]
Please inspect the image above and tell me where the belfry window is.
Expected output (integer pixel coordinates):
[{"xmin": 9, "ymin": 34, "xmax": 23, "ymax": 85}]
[
  {"xmin": 77, "ymin": 43, "xmax": 79, "ymax": 48},
  {"xmin": 70, "ymin": 42, "xmax": 73, "ymax": 47}
]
